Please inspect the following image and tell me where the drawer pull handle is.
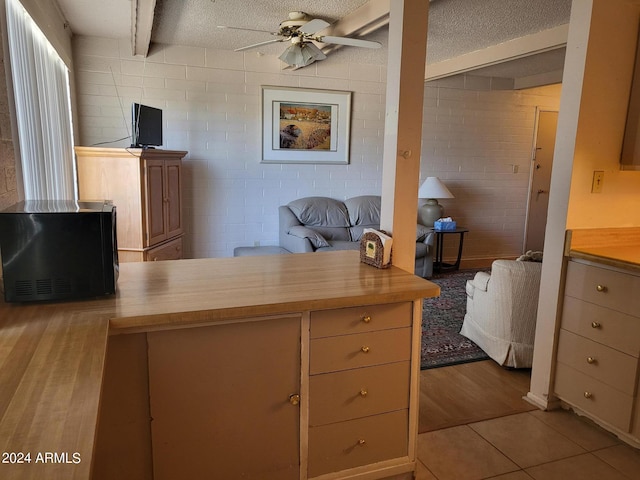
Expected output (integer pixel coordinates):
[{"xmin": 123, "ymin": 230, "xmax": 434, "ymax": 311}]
[
  {"xmin": 591, "ymin": 322, "xmax": 601, "ymax": 329},
  {"xmin": 361, "ymin": 346, "xmax": 370, "ymax": 353},
  {"xmin": 358, "ymin": 439, "xmax": 366, "ymax": 446},
  {"xmin": 596, "ymin": 284, "xmax": 607, "ymax": 292},
  {"xmin": 359, "ymin": 389, "xmax": 368, "ymax": 397},
  {"xmin": 587, "ymin": 356, "xmax": 596, "ymax": 364},
  {"xmin": 584, "ymin": 391, "xmax": 593, "ymax": 399},
  {"xmin": 288, "ymin": 394, "xmax": 300, "ymax": 406},
  {"xmin": 362, "ymin": 315, "xmax": 371, "ymax": 323}
]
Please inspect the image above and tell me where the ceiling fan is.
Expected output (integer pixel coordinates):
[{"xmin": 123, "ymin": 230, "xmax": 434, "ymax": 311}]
[{"xmin": 217, "ymin": 11, "xmax": 381, "ymax": 68}]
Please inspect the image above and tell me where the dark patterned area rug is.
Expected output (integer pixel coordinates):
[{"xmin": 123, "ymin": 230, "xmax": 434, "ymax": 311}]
[{"xmin": 421, "ymin": 269, "xmax": 490, "ymax": 369}]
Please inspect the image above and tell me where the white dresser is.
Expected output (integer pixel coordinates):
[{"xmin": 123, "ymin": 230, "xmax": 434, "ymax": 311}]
[{"xmin": 554, "ymin": 259, "xmax": 640, "ymax": 447}]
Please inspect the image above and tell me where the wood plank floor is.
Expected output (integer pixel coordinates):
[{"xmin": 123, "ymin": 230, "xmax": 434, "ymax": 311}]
[{"xmin": 418, "ymin": 359, "xmax": 537, "ymax": 433}]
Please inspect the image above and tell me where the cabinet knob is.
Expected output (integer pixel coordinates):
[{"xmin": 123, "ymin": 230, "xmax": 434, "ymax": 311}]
[
  {"xmin": 362, "ymin": 315, "xmax": 371, "ymax": 323},
  {"xmin": 584, "ymin": 391, "xmax": 593, "ymax": 399},
  {"xmin": 586, "ymin": 356, "xmax": 596, "ymax": 364},
  {"xmin": 359, "ymin": 389, "xmax": 368, "ymax": 397},
  {"xmin": 591, "ymin": 322, "xmax": 601, "ymax": 329},
  {"xmin": 358, "ymin": 439, "xmax": 366, "ymax": 446},
  {"xmin": 596, "ymin": 284, "xmax": 607, "ymax": 292},
  {"xmin": 361, "ymin": 346, "xmax": 370, "ymax": 353},
  {"xmin": 288, "ymin": 394, "xmax": 300, "ymax": 406}
]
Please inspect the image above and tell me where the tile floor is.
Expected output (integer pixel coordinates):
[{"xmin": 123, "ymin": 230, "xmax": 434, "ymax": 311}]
[{"xmin": 415, "ymin": 409, "xmax": 640, "ymax": 479}]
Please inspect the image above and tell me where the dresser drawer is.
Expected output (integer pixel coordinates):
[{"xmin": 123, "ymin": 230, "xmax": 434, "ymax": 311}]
[
  {"xmin": 310, "ymin": 302, "xmax": 412, "ymax": 339},
  {"xmin": 310, "ymin": 328, "xmax": 411, "ymax": 374},
  {"xmin": 554, "ymin": 363, "xmax": 634, "ymax": 432},
  {"xmin": 557, "ymin": 329, "xmax": 638, "ymax": 395},
  {"xmin": 561, "ymin": 296, "xmax": 640, "ymax": 357},
  {"xmin": 145, "ymin": 236, "xmax": 183, "ymax": 261},
  {"xmin": 309, "ymin": 361, "xmax": 410, "ymax": 426},
  {"xmin": 308, "ymin": 410, "xmax": 408, "ymax": 478},
  {"xmin": 564, "ymin": 261, "xmax": 640, "ymax": 317}
]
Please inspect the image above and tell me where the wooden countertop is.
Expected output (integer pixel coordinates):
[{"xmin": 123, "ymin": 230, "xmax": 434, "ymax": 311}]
[
  {"xmin": 565, "ymin": 227, "xmax": 640, "ymax": 273},
  {"xmin": 0, "ymin": 251, "xmax": 439, "ymax": 479}
]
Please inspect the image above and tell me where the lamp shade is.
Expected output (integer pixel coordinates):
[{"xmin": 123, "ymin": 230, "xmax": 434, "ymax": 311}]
[
  {"xmin": 417, "ymin": 177, "xmax": 454, "ymax": 227},
  {"xmin": 418, "ymin": 177, "xmax": 454, "ymax": 199}
]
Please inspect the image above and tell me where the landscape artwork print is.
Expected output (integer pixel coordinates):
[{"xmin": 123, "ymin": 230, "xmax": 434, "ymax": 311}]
[
  {"xmin": 278, "ymin": 102, "xmax": 333, "ymax": 151},
  {"xmin": 262, "ymin": 86, "xmax": 351, "ymax": 164}
]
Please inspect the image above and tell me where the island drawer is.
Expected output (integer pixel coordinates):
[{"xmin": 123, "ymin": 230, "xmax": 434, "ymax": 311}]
[
  {"xmin": 309, "ymin": 361, "xmax": 410, "ymax": 426},
  {"xmin": 310, "ymin": 327, "xmax": 411, "ymax": 374},
  {"xmin": 554, "ymin": 363, "xmax": 634, "ymax": 432},
  {"xmin": 310, "ymin": 302, "xmax": 412, "ymax": 339},
  {"xmin": 308, "ymin": 409, "xmax": 408, "ymax": 478},
  {"xmin": 561, "ymin": 296, "xmax": 640, "ymax": 357},
  {"xmin": 556, "ymin": 329, "xmax": 638, "ymax": 395},
  {"xmin": 564, "ymin": 261, "xmax": 640, "ymax": 317}
]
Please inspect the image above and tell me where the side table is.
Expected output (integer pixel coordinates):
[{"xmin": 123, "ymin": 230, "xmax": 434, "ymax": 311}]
[{"xmin": 431, "ymin": 227, "xmax": 469, "ymax": 273}]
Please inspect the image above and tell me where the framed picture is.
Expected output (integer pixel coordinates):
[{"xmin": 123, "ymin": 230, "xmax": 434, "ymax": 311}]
[{"xmin": 261, "ymin": 86, "xmax": 352, "ymax": 164}]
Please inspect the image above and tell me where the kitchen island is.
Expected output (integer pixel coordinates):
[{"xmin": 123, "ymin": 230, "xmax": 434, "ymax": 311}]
[{"xmin": 0, "ymin": 251, "xmax": 439, "ymax": 480}]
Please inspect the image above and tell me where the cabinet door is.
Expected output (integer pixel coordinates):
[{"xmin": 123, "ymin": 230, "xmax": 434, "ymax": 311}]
[
  {"xmin": 144, "ymin": 159, "xmax": 167, "ymax": 246},
  {"xmin": 164, "ymin": 159, "xmax": 183, "ymax": 239},
  {"xmin": 148, "ymin": 316, "xmax": 301, "ymax": 480}
]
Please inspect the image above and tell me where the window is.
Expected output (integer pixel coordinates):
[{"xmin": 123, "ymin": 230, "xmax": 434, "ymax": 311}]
[{"xmin": 5, "ymin": 0, "xmax": 76, "ymax": 201}]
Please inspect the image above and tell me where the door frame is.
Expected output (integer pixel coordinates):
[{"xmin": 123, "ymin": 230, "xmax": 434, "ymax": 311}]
[{"xmin": 523, "ymin": 107, "xmax": 559, "ymax": 253}]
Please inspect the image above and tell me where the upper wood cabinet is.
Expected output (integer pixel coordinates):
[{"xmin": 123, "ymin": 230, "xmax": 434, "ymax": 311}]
[{"xmin": 75, "ymin": 147, "xmax": 187, "ymax": 262}]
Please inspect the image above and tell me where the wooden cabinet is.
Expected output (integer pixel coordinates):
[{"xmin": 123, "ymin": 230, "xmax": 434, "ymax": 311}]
[
  {"xmin": 75, "ymin": 147, "xmax": 187, "ymax": 262},
  {"xmin": 147, "ymin": 316, "xmax": 302, "ymax": 480},
  {"xmin": 140, "ymin": 301, "xmax": 419, "ymax": 480},
  {"xmin": 554, "ymin": 260, "xmax": 640, "ymax": 446},
  {"xmin": 307, "ymin": 302, "xmax": 414, "ymax": 478}
]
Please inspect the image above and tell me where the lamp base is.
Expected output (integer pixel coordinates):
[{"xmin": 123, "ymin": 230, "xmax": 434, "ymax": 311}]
[{"xmin": 418, "ymin": 199, "xmax": 444, "ymax": 227}]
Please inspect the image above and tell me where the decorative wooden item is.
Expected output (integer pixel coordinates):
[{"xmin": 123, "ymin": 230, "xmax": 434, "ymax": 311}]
[{"xmin": 360, "ymin": 229, "xmax": 392, "ymax": 269}]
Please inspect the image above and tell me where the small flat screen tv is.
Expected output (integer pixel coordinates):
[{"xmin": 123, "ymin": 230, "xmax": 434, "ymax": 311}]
[{"xmin": 132, "ymin": 103, "xmax": 163, "ymax": 148}]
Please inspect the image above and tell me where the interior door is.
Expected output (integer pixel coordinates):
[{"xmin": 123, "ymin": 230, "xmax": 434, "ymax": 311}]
[{"xmin": 525, "ymin": 110, "xmax": 558, "ymax": 252}]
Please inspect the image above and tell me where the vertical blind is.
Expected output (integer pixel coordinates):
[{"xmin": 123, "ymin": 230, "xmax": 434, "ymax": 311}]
[{"xmin": 5, "ymin": 0, "xmax": 76, "ymax": 201}]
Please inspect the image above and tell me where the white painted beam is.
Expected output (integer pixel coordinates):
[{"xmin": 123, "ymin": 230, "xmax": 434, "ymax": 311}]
[
  {"xmin": 426, "ymin": 24, "xmax": 569, "ymax": 81},
  {"xmin": 317, "ymin": 0, "xmax": 390, "ymax": 55},
  {"xmin": 131, "ymin": 0, "xmax": 157, "ymax": 57}
]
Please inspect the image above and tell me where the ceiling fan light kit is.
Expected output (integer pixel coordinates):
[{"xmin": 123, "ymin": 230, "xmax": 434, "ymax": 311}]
[
  {"xmin": 279, "ymin": 41, "xmax": 326, "ymax": 68},
  {"xmin": 218, "ymin": 11, "xmax": 381, "ymax": 69}
]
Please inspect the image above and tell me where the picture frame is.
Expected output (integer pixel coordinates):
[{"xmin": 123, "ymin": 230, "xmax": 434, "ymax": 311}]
[{"xmin": 261, "ymin": 86, "xmax": 351, "ymax": 164}]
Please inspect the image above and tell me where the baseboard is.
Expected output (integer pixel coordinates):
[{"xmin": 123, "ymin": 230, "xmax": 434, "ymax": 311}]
[{"xmin": 524, "ymin": 391, "xmax": 561, "ymax": 411}]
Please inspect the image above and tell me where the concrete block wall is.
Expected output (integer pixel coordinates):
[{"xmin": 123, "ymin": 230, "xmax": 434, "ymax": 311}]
[
  {"xmin": 421, "ymin": 79, "xmax": 561, "ymax": 262},
  {"xmin": 73, "ymin": 36, "xmax": 386, "ymax": 258},
  {"xmin": 73, "ymin": 35, "xmax": 561, "ymax": 261}
]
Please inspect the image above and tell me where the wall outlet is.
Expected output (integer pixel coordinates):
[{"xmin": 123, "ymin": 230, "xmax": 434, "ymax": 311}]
[{"xmin": 591, "ymin": 171, "xmax": 604, "ymax": 193}]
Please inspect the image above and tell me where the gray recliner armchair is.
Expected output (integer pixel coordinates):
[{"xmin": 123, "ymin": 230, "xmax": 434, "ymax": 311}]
[{"xmin": 279, "ymin": 195, "xmax": 434, "ymax": 278}]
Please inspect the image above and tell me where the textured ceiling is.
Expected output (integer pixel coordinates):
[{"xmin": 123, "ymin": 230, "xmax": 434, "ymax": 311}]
[{"xmin": 57, "ymin": 0, "xmax": 572, "ymax": 81}]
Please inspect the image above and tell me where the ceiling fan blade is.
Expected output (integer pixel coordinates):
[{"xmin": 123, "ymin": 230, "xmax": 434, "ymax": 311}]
[
  {"xmin": 316, "ymin": 35, "xmax": 382, "ymax": 49},
  {"xmin": 217, "ymin": 25, "xmax": 279, "ymax": 35},
  {"xmin": 297, "ymin": 18, "xmax": 330, "ymax": 35},
  {"xmin": 234, "ymin": 38, "xmax": 288, "ymax": 52}
]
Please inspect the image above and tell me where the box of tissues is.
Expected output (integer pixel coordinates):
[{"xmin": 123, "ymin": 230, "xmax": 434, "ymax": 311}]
[{"xmin": 434, "ymin": 217, "xmax": 457, "ymax": 231}]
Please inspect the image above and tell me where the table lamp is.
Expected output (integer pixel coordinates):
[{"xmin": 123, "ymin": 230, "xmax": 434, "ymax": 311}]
[{"xmin": 418, "ymin": 177, "xmax": 454, "ymax": 226}]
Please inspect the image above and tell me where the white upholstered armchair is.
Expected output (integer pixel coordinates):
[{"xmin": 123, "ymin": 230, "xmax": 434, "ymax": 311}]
[{"xmin": 460, "ymin": 259, "xmax": 542, "ymax": 368}]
